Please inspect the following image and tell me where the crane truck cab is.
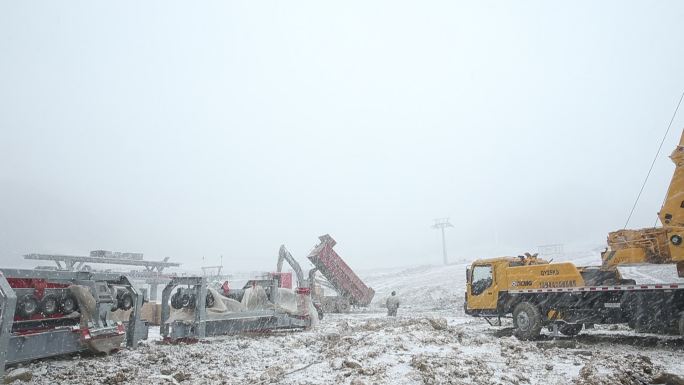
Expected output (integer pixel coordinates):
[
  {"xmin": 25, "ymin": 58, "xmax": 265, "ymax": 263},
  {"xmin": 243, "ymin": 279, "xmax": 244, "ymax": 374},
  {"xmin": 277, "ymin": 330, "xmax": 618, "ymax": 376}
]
[{"xmin": 465, "ymin": 254, "xmax": 584, "ymax": 315}]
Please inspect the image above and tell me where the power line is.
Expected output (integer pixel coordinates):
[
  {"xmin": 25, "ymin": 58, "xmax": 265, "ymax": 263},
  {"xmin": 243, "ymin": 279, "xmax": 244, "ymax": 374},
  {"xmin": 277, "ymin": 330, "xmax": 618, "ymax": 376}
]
[{"xmin": 624, "ymin": 90, "xmax": 684, "ymax": 229}]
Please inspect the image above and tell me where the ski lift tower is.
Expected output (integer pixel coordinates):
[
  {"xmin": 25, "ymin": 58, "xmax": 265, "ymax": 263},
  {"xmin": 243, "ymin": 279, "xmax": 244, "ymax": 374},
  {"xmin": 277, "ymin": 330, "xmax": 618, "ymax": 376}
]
[{"xmin": 432, "ymin": 218, "xmax": 454, "ymax": 265}]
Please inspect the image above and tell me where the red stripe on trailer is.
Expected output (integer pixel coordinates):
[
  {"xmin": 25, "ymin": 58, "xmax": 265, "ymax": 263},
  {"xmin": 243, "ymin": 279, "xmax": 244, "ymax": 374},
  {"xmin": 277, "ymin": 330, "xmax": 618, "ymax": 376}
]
[{"xmin": 508, "ymin": 283, "xmax": 683, "ymax": 294}]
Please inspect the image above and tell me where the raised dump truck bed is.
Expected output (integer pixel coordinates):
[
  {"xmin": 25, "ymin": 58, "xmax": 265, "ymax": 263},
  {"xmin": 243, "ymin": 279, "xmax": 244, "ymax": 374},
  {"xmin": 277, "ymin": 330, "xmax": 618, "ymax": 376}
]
[{"xmin": 307, "ymin": 234, "xmax": 375, "ymax": 307}]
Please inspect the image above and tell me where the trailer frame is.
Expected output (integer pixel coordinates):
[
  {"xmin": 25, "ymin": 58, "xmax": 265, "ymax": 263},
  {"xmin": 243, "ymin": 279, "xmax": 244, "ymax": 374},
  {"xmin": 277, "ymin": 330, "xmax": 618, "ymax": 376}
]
[
  {"xmin": 0, "ymin": 269, "xmax": 148, "ymax": 378},
  {"xmin": 160, "ymin": 276, "xmax": 311, "ymax": 341}
]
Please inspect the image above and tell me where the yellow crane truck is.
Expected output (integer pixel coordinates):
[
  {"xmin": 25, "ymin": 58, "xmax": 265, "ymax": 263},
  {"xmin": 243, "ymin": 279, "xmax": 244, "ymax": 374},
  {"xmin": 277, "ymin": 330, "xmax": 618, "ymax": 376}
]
[
  {"xmin": 465, "ymin": 130, "xmax": 684, "ymax": 339},
  {"xmin": 464, "ymin": 253, "xmax": 683, "ymax": 339}
]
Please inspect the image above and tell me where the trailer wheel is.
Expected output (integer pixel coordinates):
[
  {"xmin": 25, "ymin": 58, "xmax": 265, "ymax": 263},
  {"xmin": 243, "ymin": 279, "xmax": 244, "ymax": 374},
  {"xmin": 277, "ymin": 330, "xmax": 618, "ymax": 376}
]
[
  {"xmin": 17, "ymin": 294, "xmax": 39, "ymax": 318},
  {"xmin": 170, "ymin": 291, "xmax": 183, "ymax": 310},
  {"xmin": 205, "ymin": 292, "xmax": 215, "ymax": 308},
  {"xmin": 60, "ymin": 294, "xmax": 78, "ymax": 314},
  {"xmin": 117, "ymin": 291, "xmax": 134, "ymax": 311},
  {"xmin": 181, "ymin": 293, "xmax": 196, "ymax": 309},
  {"xmin": 40, "ymin": 294, "xmax": 59, "ymax": 316},
  {"xmin": 513, "ymin": 302, "xmax": 542, "ymax": 340},
  {"xmin": 559, "ymin": 323, "xmax": 583, "ymax": 336}
]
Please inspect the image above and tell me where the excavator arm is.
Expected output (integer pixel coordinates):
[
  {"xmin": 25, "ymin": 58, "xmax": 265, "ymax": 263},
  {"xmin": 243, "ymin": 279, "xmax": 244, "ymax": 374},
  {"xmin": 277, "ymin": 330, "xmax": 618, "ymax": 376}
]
[{"xmin": 277, "ymin": 245, "xmax": 306, "ymax": 288}]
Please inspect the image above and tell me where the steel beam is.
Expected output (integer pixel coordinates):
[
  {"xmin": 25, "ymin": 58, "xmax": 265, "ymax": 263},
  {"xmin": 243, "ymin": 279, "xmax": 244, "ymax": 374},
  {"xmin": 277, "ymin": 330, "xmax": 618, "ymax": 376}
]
[{"xmin": 0, "ymin": 272, "xmax": 17, "ymax": 378}]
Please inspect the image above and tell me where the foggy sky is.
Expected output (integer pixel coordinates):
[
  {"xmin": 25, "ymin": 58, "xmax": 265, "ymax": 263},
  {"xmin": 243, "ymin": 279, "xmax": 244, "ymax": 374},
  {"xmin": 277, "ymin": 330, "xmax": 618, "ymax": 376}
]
[{"xmin": 1, "ymin": 1, "xmax": 684, "ymax": 272}]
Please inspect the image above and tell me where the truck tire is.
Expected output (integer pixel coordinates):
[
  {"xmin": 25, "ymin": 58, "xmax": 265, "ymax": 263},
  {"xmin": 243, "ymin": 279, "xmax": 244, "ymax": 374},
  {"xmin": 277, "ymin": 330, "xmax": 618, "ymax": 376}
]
[
  {"xmin": 60, "ymin": 294, "xmax": 78, "ymax": 314},
  {"xmin": 17, "ymin": 294, "xmax": 39, "ymax": 318},
  {"xmin": 559, "ymin": 323, "xmax": 583, "ymax": 336},
  {"xmin": 679, "ymin": 313, "xmax": 684, "ymax": 337},
  {"xmin": 513, "ymin": 302, "xmax": 542, "ymax": 340},
  {"xmin": 40, "ymin": 294, "xmax": 59, "ymax": 316}
]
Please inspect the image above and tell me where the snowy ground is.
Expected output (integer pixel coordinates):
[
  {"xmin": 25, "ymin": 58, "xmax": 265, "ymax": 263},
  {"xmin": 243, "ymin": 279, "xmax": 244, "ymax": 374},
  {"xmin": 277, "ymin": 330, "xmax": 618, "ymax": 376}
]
[{"xmin": 7, "ymin": 262, "xmax": 684, "ymax": 385}]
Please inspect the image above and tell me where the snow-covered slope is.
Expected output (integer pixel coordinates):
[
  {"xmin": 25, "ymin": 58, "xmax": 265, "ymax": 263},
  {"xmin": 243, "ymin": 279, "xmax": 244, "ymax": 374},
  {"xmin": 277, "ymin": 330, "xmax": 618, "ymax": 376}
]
[{"xmin": 360, "ymin": 263, "xmax": 468, "ymax": 313}]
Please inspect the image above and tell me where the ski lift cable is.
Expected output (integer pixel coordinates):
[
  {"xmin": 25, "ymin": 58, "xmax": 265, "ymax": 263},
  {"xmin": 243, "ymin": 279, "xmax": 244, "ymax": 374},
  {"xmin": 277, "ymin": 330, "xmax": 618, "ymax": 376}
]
[{"xmin": 624, "ymin": 90, "xmax": 684, "ymax": 229}]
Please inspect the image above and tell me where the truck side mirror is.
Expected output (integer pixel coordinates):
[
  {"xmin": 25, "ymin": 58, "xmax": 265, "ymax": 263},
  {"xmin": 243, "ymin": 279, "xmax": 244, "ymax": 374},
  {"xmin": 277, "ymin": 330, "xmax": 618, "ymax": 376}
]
[{"xmin": 466, "ymin": 268, "xmax": 471, "ymax": 283}]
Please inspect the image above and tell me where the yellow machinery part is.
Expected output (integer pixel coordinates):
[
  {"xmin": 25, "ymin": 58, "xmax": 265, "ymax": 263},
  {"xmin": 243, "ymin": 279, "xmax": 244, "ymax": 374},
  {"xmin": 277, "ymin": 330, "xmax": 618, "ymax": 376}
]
[{"xmin": 602, "ymin": 248, "xmax": 648, "ymax": 268}]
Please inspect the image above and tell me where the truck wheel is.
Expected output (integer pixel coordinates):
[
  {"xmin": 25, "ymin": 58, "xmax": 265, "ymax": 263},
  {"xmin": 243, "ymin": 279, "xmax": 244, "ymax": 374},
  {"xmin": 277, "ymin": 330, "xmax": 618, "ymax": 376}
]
[
  {"xmin": 17, "ymin": 295, "xmax": 39, "ymax": 318},
  {"xmin": 559, "ymin": 323, "xmax": 582, "ymax": 336},
  {"xmin": 40, "ymin": 294, "xmax": 59, "ymax": 316},
  {"xmin": 513, "ymin": 302, "xmax": 542, "ymax": 340},
  {"xmin": 679, "ymin": 313, "xmax": 684, "ymax": 337},
  {"xmin": 60, "ymin": 294, "xmax": 78, "ymax": 314}
]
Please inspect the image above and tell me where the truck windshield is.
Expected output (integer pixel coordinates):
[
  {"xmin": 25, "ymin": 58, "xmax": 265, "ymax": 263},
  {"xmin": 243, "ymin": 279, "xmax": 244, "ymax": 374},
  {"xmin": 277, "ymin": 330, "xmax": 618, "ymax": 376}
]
[{"xmin": 471, "ymin": 265, "xmax": 493, "ymax": 295}]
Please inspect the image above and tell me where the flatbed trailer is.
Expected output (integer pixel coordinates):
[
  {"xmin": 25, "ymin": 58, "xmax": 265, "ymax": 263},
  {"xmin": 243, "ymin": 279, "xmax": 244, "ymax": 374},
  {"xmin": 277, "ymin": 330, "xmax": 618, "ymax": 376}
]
[
  {"xmin": 0, "ymin": 269, "xmax": 148, "ymax": 377},
  {"xmin": 504, "ymin": 283, "xmax": 683, "ymax": 335},
  {"xmin": 160, "ymin": 276, "xmax": 311, "ymax": 341}
]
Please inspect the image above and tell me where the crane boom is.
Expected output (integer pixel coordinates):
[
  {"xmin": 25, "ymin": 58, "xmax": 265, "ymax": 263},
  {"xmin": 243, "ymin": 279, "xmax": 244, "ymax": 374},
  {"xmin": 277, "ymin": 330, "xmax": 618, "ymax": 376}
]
[{"xmin": 658, "ymin": 129, "xmax": 684, "ymax": 227}]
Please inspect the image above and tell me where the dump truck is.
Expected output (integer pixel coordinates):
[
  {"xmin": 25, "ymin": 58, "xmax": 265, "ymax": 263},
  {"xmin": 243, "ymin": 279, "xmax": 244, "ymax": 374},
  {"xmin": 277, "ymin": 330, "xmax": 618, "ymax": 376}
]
[
  {"xmin": 276, "ymin": 234, "xmax": 375, "ymax": 314},
  {"xmin": 307, "ymin": 234, "xmax": 375, "ymax": 312},
  {"xmin": 465, "ymin": 129, "xmax": 684, "ymax": 339}
]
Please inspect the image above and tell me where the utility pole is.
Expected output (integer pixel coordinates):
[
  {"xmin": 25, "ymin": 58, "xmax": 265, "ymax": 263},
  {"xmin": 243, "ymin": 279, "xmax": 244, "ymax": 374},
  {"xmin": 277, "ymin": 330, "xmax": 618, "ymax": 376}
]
[{"xmin": 432, "ymin": 218, "xmax": 453, "ymax": 265}]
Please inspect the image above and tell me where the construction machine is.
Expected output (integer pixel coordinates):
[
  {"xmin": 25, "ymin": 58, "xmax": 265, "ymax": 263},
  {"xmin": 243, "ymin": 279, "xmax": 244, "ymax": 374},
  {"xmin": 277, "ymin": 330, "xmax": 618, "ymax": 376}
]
[
  {"xmin": 465, "ymin": 129, "xmax": 684, "ymax": 339},
  {"xmin": 276, "ymin": 234, "xmax": 375, "ymax": 315},
  {"xmin": 602, "ymin": 130, "xmax": 684, "ymax": 276},
  {"xmin": 160, "ymin": 275, "xmax": 313, "ymax": 342},
  {"xmin": 464, "ymin": 254, "xmax": 684, "ymax": 339}
]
